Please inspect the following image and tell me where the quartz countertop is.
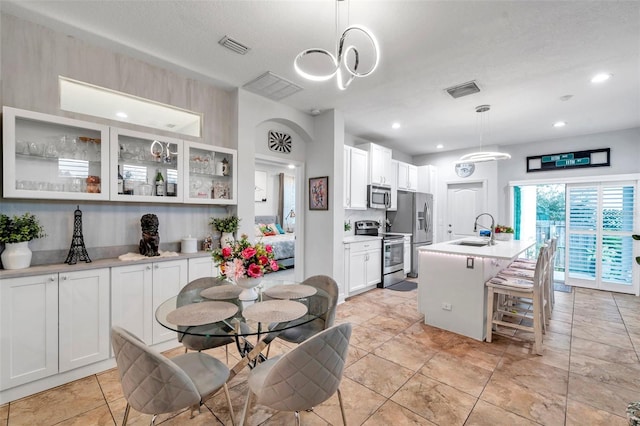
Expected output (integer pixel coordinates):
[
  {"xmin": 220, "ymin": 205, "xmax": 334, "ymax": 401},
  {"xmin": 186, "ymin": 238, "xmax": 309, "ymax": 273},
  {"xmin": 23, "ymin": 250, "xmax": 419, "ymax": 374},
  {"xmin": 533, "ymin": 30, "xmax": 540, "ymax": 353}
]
[
  {"xmin": 0, "ymin": 250, "xmax": 213, "ymax": 279},
  {"xmin": 419, "ymin": 238, "xmax": 535, "ymax": 260},
  {"xmin": 343, "ymin": 235, "xmax": 383, "ymax": 244}
]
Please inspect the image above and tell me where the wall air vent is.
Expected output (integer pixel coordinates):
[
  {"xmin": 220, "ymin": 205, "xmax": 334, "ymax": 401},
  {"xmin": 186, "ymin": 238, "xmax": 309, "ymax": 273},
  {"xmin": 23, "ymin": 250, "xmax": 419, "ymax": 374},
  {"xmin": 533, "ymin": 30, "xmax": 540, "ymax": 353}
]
[
  {"xmin": 445, "ymin": 80, "xmax": 481, "ymax": 99},
  {"xmin": 243, "ymin": 72, "xmax": 303, "ymax": 101},
  {"xmin": 218, "ymin": 36, "xmax": 250, "ymax": 55}
]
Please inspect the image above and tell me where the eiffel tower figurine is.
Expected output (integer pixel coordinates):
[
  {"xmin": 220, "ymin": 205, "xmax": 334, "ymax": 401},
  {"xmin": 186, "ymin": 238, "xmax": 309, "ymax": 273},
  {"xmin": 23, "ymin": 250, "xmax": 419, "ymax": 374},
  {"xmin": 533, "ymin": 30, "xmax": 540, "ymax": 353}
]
[{"xmin": 65, "ymin": 205, "xmax": 92, "ymax": 265}]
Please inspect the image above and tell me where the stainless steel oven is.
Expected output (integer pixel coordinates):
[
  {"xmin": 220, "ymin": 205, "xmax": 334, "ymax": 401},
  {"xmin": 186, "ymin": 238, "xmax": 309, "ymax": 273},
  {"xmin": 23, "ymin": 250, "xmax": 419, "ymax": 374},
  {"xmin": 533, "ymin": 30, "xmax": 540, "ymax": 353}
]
[{"xmin": 381, "ymin": 234, "xmax": 405, "ymax": 287}]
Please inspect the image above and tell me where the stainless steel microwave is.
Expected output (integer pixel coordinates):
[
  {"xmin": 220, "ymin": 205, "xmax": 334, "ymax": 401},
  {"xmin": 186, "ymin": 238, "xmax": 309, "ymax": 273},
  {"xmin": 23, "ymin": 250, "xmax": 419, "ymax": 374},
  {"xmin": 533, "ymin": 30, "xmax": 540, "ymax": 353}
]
[{"xmin": 367, "ymin": 184, "xmax": 391, "ymax": 209}]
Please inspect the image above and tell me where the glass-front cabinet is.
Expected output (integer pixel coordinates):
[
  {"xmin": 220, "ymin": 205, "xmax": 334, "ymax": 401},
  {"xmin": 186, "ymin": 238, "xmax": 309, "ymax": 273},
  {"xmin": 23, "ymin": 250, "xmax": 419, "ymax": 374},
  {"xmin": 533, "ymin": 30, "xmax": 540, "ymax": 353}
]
[
  {"xmin": 184, "ymin": 141, "xmax": 237, "ymax": 205},
  {"xmin": 109, "ymin": 128, "xmax": 184, "ymax": 203},
  {"xmin": 2, "ymin": 107, "xmax": 110, "ymax": 200}
]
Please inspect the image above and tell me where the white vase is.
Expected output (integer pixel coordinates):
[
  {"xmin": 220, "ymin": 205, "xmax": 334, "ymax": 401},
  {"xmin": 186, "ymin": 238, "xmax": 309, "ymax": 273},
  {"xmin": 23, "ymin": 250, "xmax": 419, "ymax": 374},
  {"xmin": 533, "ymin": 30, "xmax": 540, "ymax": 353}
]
[
  {"xmin": 235, "ymin": 276, "xmax": 262, "ymax": 301},
  {"xmin": 221, "ymin": 232, "xmax": 235, "ymax": 248},
  {"xmin": 1, "ymin": 241, "xmax": 33, "ymax": 270},
  {"xmin": 495, "ymin": 233, "xmax": 513, "ymax": 241}
]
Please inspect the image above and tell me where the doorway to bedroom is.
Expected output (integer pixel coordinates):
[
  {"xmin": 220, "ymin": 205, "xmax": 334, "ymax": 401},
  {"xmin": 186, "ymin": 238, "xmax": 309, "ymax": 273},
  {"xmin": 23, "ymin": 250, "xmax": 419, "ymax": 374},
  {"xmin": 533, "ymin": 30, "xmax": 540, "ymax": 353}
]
[{"xmin": 255, "ymin": 155, "xmax": 304, "ymax": 281}]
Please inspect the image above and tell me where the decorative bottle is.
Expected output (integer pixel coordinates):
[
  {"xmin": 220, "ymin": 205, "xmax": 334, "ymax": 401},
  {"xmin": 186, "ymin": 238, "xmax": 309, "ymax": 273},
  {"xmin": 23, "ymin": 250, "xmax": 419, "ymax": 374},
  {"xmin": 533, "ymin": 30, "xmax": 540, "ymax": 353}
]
[
  {"xmin": 117, "ymin": 165, "xmax": 124, "ymax": 194},
  {"xmin": 155, "ymin": 169, "xmax": 165, "ymax": 196}
]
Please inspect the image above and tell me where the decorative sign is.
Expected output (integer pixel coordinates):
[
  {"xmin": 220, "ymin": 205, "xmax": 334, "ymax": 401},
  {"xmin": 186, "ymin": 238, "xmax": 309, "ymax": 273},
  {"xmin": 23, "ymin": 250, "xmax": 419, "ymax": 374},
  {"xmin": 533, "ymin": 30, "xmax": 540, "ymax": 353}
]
[
  {"xmin": 526, "ymin": 148, "xmax": 610, "ymax": 173},
  {"xmin": 268, "ymin": 130, "xmax": 292, "ymax": 153}
]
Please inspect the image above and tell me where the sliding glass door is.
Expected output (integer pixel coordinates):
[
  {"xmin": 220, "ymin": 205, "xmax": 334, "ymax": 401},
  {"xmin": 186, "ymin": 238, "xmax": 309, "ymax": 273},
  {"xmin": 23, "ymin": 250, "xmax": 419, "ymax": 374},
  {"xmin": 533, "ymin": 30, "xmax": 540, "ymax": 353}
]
[{"xmin": 566, "ymin": 182, "xmax": 638, "ymax": 294}]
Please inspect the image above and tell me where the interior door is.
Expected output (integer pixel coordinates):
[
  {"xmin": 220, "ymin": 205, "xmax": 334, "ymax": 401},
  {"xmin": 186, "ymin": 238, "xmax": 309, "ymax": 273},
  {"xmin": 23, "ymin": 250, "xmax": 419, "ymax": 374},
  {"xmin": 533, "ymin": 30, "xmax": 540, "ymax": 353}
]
[{"xmin": 446, "ymin": 182, "xmax": 486, "ymax": 240}]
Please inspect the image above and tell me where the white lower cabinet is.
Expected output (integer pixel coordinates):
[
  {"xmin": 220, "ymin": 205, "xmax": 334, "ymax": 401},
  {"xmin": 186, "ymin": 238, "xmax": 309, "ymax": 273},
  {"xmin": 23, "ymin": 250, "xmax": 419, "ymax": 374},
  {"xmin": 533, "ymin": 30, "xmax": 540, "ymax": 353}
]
[
  {"xmin": 0, "ymin": 269, "xmax": 109, "ymax": 391},
  {"xmin": 403, "ymin": 236, "xmax": 411, "ymax": 275},
  {"xmin": 111, "ymin": 259, "xmax": 187, "ymax": 346},
  {"xmin": 344, "ymin": 239, "xmax": 382, "ymax": 295},
  {"xmin": 188, "ymin": 256, "xmax": 217, "ymax": 280}
]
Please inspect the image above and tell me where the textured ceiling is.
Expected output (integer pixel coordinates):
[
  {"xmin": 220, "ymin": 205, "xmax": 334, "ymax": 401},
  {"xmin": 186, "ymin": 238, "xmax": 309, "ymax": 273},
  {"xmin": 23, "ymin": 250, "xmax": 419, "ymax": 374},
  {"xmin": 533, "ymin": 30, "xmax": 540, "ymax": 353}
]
[{"xmin": 3, "ymin": 0, "xmax": 639, "ymax": 157}]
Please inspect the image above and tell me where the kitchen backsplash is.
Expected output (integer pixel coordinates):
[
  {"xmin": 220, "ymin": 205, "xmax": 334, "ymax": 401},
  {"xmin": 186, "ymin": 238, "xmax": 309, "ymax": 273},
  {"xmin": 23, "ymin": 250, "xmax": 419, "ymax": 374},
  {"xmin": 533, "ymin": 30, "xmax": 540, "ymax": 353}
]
[{"xmin": 344, "ymin": 209, "xmax": 386, "ymax": 236}]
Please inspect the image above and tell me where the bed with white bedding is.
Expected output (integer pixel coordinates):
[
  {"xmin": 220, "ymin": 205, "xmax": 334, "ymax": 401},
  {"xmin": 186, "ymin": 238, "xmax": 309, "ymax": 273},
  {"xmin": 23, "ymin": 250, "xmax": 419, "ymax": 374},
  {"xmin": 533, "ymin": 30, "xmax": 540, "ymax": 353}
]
[{"xmin": 255, "ymin": 215, "xmax": 295, "ymax": 268}]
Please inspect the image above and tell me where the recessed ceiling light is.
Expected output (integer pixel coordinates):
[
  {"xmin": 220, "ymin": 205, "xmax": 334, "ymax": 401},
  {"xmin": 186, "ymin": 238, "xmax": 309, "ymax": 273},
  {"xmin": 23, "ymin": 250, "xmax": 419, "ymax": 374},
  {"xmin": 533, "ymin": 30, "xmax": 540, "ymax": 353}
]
[
  {"xmin": 116, "ymin": 111, "xmax": 128, "ymax": 118},
  {"xmin": 436, "ymin": 144, "xmax": 444, "ymax": 149},
  {"xmin": 392, "ymin": 122, "xmax": 401, "ymax": 130},
  {"xmin": 553, "ymin": 121, "xmax": 567, "ymax": 128},
  {"xmin": 287, "ymin": 164, "xmax": 295, "ymax": 169},
  {"xmin": 591, "ymin": 73, "xmax": 612, "ymax": 83}
]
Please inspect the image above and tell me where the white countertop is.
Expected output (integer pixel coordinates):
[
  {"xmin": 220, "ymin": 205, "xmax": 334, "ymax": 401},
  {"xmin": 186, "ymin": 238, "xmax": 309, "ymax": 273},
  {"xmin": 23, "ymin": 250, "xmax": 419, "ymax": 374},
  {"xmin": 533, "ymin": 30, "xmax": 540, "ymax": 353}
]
[
  {"xmin": 419, "ymin": 238, "xmax": 535, "ymax": 260},
  {"xmin": 343, "ymin": 235, "xmax": 382, "ymax": 244}
]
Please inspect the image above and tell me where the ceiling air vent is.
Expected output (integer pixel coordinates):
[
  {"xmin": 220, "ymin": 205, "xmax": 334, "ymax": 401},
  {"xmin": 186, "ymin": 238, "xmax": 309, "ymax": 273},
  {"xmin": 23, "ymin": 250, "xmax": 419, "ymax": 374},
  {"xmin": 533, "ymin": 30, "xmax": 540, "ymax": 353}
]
[
  {"xmin": 218, "ymin": 35, "xmax": 250, "ymax": 55},
  {"xmin": 243, "ymin": 72, "xmax": 303, "ymax": 101},
  {"xmin": 445, "ymin": 80, "xmax": 481, "ymax": 99}
]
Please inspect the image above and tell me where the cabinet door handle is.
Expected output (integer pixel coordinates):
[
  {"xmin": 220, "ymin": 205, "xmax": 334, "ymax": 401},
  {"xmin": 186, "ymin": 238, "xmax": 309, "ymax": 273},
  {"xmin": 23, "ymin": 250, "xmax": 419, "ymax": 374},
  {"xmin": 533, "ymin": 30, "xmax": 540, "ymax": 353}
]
[
  {"xmin": 61, "ymin": 275, "xmax": 68, "ymax": 281},
  {"xmin": 154, "ymin": 264, "xmax": 159, "ymax": 269},
  {"xmin": 49, "ymin": 276, "xmax": 56, "ymax": 282},
  {"xmin": 146, "ymin": 265, "xmax": 152, "ymax": 270}
]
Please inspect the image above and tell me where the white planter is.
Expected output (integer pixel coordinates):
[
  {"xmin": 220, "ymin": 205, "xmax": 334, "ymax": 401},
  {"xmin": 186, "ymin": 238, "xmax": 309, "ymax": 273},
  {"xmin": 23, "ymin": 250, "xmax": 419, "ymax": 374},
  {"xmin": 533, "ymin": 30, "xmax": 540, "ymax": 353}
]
[
  {"xmin": 235, "ymin": 276, "xmax": 262, "ymax": 300},
  {"xmin": 1, "ymin": 241, "xmax": 33, "ymax": 270},
  {"xmin": 221, "ymin": 232, "xmax": 235, "ymax": 248},
  {"xmin": 495, "ymin": 233, "xmax": 513, "ymax": 241}
]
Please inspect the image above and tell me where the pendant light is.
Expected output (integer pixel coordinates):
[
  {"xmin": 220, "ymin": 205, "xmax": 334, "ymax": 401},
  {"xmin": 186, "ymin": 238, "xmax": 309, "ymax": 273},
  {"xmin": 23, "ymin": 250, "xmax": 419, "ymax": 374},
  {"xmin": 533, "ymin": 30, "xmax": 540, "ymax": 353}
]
[
  {"xmin": 456, "ymin": 105, "xmax": 511, "ymax": 164},
  {"xmin": 294, "ymin": 0, "xmax": 380, "ymax": 90}
]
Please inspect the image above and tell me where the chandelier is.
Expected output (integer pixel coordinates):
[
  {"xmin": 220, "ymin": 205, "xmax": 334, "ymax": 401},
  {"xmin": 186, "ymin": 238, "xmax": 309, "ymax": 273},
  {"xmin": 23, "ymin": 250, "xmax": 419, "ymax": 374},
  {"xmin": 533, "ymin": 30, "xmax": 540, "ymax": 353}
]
[
  {"xmin": 456, "ymin": 105, "xmax": 511, "ymax": 164},
  {"xmin": 293, "ymin": 0, "xmax": 380, "ymax": 90}
]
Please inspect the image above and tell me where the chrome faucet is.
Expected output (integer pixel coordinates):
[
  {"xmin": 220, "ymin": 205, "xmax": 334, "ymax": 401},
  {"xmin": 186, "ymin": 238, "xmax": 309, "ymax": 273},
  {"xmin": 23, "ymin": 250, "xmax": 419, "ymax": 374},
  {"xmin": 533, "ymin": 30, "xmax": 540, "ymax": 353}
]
[{"xmin": 473, "ymin": 213, "xmax": 496, "ymax": 246}]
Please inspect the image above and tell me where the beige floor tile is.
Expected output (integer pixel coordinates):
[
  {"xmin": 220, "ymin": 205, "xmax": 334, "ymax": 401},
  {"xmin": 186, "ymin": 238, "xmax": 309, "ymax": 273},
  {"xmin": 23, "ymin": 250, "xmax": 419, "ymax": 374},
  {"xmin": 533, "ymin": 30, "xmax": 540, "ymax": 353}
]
[
  {"xmin": 96, "ymin": 368, "xmax": 124, "ymax": 403},
  {"xmin": 349, "ymin": 324, "xmax": 395, "ymax": 352},
  {"xmin": 1, "ymin": 404, "xmax": 8, "ymax": 423},
  {"xmin": 373, "ymin": 334, "xmax": 437, "ymax": 371},
  {"xmin": 336, "ymin": 302, "xmax": 381, "ymax": 324},
  {"xmin": 465, "ymin": 400, "xmax": 540, "ymax": 426},
  {"xmin": 160, "ymin": 405, "xmax": 223, "ymax": 425},
  {"xmin": 571, "ymin": 336, "xmax": 639, "ymax": 364},
  {"xmin": 206, "ymin": 380, "xmax": 271, "ymax": 426},
  {"xmin": 391, "ymin": 373, "xmax": 476, "ymax": 426},
  {"xmin": 346, "ymin": 344, "xmax": 369, "ymax": 367},
  {"xmin": 419, "ymin": 352, "xmax": 492, "ymax": 397},
  {"xmin": 361, "ymin": 400, "xmax": 436, "ymax": 425},
  {"xmin": 9, "ymin": 376, "xmax": 106, "ymax": 426},
  {"xmin": 619, "ymin": 307, "xmax": 640, "ymax": 324},
  {"xmin": 55, "ymin": 404, "xmax": 114, "ymax": 426},
  {"xmin": 572, "ymin": 323, "xmax": 635, "ymax": 350},
  {"xmin": 312, "ymin": 377, "xmax": 386, "ymax": 426},
  {"xmin": 344, "ymin": 353, "xmax": 415, "ymax": 397},
  {"xmin": 570, "ymin": 353, "xmax": 640, "ymax": 393},
  {"xmin": 572, "ymin": 314, "xmax": 628, "ymax": 333},
  {"xmin": 573, "ymin": 307, "xmax": 623, "ymax": 323},
  {"xmin": 567, "ymin": 372, "xmax": 637, "ymax": 418},
  {"xmin": 613, "ymin": 293, "xmax": 640, "ymax": 309},
  {"xmin": 361, "ymin": 314, "xmax": 415, "ymax": 335},
  {"xmin": 496, "ymin": 352, "xmax": 569, "ymax": 397},
  {"xmin": 260, "ymin": 409, "xmax": 328, "ymax": 425},
  {"xmin": 439, "ymin": 336, "xmax": 503, "ymax": 370},
  {"xmin": 505, "ymin": 342, "xmax": 571, "ymax": 371},
  {"xmin": 565, "ymin": 399, "xmax": 628, "ymax": 426},
  {"xmin": 400, "ymin": 322, "xmax": 457, "ymax": 348},
  {"xmin": 480, "ymin": 371, "xmax": 566, "ymax": 426},
  {"xmin": 106, "ymin": 397, "xmax": 153, "ymax": 426},
  {"xmin": 547, "ymin": 318, "xmax": 573, "ymax": 335}
]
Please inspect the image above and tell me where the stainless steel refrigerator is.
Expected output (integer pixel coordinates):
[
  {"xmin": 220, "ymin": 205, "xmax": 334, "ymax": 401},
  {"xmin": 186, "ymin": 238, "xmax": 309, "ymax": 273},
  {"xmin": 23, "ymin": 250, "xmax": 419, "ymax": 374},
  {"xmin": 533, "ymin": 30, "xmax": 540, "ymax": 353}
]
[{"xmin": 386, "ymin": 191, "xmax": 433, "ymax": 278}]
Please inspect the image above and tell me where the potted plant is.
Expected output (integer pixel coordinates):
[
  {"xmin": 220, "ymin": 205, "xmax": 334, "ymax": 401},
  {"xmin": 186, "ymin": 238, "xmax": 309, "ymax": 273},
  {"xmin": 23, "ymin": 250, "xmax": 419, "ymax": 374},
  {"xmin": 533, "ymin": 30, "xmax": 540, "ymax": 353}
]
[
  {"xmin": 210, "ymin": 215, "xmax": 240, "ymax": 248},
  {"xmin": 494, "ymin": 224, "xmax": 514, "ymax": 241},
  {"xmin": 0, "ymin": 212, "xmax": 46, "ymax": 269},
  {"xmin": 634, "ymin": 234, "xmax": 640, "ymax": 265}
]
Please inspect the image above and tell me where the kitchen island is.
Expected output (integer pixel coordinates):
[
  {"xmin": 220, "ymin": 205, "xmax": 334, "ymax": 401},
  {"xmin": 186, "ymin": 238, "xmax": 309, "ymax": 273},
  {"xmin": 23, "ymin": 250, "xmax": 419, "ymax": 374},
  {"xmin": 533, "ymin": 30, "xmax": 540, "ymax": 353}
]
[{"xmin": 418, "ymin": 238, "xmax": 536, "ymax": 341}]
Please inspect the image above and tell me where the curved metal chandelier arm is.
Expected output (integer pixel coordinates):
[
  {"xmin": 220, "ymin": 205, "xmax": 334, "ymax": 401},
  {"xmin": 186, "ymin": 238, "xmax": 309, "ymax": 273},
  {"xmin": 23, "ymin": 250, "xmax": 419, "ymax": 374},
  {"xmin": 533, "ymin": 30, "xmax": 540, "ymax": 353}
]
[{"xmin": 293, "ymin": 48, "xmax": 338, "ymax": 82}]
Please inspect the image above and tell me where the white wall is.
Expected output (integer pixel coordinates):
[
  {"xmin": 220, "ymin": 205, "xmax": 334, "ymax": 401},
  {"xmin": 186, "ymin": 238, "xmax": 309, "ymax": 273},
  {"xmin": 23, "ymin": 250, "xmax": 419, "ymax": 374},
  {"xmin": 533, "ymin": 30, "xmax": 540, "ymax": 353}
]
[
  {"xmin": 414, "ymin": 146, "xmax": 499, "ymax": 242},
  {"xmin": 254, "ymin": 162, "xmax": 294, "ymax": 218}
]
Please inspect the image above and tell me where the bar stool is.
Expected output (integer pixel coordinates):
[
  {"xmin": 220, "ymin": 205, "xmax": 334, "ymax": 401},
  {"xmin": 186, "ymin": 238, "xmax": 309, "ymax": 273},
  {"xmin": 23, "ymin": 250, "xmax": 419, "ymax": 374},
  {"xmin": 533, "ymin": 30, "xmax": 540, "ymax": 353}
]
[{"xmin": 486, "ymin": 245, "xmax": 548, "ymax": 355}]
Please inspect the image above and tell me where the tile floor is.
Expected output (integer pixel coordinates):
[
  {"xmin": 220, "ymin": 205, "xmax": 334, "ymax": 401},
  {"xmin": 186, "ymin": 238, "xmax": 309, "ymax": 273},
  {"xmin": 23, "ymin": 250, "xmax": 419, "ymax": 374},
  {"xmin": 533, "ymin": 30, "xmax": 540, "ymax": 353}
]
[{"xmin": 2, "ymin": 284, "xmax": 639, "ymax": 425}]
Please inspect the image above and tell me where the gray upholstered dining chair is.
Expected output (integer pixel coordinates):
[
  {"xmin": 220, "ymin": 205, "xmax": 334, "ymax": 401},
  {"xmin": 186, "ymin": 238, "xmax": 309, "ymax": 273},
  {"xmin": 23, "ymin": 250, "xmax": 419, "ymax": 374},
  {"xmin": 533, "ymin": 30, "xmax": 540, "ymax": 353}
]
[
  {"xmin": 272, "ymin": 275, "xmax": 339, "ymax": 344},
  {"xmin": 111, "ymin": 326, "xmax": 235, "ymax": 426},
  {"xmin": 241, "ymin": 323, "xmax": 352, "ymax": 426},
  {"xmin": 177, "ymin": 277, "xmax": 235, "ymax": 363}
]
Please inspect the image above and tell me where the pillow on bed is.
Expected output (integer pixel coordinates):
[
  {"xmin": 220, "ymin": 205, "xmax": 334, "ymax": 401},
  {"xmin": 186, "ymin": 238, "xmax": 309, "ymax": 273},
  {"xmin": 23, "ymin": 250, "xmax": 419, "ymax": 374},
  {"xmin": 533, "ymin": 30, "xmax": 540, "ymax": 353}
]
[
  {"xmin": 254, "ymin": 225, "xmax": 264, "ymax": 237},
  {"xmin": 260, "ymin": 225, "xmax": 277, "ymax": 236},
  {"xmin": 275, "ymin": 223, "xmax": 285, "ymax": 234}
]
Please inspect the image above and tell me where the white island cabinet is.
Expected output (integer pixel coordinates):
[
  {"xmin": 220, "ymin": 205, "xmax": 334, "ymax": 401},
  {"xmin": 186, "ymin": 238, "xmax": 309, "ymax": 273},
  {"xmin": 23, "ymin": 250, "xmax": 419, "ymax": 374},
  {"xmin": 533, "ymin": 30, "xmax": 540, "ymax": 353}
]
[{"xmin": 418, "ymin": 238, "xmax": 535, "ymax": 341}]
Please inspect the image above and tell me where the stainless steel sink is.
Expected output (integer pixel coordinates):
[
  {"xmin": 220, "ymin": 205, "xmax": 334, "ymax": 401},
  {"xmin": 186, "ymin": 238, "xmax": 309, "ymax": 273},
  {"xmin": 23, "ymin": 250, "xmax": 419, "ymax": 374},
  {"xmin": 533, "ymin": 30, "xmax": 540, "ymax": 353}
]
[{"xmin": 451, "ymin": 239, "xmax": 493, "ymax": 247}]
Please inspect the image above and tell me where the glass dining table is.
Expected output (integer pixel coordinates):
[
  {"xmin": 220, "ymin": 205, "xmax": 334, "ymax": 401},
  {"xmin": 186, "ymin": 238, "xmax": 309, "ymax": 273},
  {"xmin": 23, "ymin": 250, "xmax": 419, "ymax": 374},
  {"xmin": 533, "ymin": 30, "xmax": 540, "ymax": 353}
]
[{"xmin": 155, "ymin": 278, "xmax": 332, "ymax": 379}]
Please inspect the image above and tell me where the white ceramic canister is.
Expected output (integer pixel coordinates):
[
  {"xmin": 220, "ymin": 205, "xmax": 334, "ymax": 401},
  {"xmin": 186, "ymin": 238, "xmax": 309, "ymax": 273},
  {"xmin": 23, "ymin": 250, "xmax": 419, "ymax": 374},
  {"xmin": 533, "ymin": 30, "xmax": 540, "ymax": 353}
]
[{"xmin": 181, "ymin": 235, "xmax": 197, "ymax": 253}]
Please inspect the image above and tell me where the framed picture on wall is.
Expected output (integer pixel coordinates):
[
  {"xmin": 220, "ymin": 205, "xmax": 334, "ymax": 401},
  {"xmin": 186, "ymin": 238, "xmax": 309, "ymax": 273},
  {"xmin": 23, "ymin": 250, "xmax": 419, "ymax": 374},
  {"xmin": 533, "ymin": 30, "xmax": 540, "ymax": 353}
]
[{"xmin": 309, "ymin": 176, "xmax": 328, "ymax": 210}]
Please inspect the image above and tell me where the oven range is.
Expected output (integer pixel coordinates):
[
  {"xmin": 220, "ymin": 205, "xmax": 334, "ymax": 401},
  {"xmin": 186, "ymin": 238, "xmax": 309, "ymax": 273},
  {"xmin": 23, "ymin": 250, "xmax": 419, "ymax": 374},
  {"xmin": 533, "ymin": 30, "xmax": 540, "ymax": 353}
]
[{"xmin": 354, "ymin": 220, "xmax": 405, "ymax": 288}]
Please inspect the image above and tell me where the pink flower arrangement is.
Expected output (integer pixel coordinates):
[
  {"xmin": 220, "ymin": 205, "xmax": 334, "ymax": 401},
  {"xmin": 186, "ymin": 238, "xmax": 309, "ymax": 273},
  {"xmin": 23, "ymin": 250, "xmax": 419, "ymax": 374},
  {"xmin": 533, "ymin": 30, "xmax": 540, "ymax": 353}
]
[{"xmin": 212, "ymin": 234, "xmax": 280, "ymax": 282}]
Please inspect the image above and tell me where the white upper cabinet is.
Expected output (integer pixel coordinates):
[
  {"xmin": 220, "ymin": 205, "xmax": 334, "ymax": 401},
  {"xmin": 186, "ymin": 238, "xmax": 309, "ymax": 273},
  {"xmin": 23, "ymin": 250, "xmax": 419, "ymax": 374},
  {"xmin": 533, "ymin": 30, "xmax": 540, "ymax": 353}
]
[
  {"xmin": 389, "ymin": 160, "xmax": 398, "ymax": 211},
  {"xmin": 343, "ymin": 146, "xmax": 368, "ymax": 210},
  {"xmin": 2, "ymin": 107, "xmax": 110, "ymax": 200},
  {"xmin": 398, "ymin": 161, "xmax": 418, "ymax": 191},
  {"xmin": 417, "ymin": 164, "xmax": 438, "ymax": 194},
  {"xmin": 183, "ymin": 141, "xmax": 237, "ymax": 205},
  {"xmin": 357, "ymin": 142, "xmax": 392, "ymax": 186},
  {"xmin": 110, "ymin": 127, "xmax": 184, "ymax": 203}
]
